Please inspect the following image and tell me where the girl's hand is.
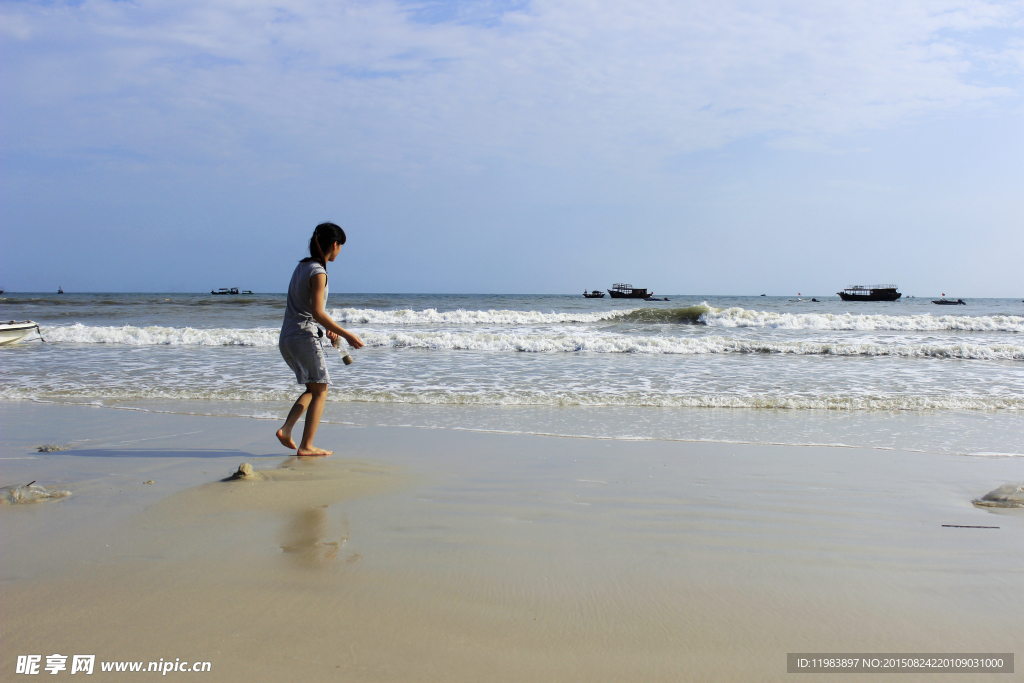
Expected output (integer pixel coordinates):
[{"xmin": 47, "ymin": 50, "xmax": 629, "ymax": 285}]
[
  {"xmin": 343, "ymin": 331, "xmax": 365, "ymax": 349},
  {"xmin": 326, "ymin": 330, "xmax": 340, "ymax": 344}
]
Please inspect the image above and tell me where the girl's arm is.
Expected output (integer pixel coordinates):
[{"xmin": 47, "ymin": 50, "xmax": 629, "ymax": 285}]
[{"xmin": 310, "ymin": 273, "xmax": 364, "ymax": 348}]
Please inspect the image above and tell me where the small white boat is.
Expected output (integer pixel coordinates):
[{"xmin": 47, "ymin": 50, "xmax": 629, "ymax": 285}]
[{"xmin": 0, "ymin": 321, "xmax": 41, "ymax": 345}]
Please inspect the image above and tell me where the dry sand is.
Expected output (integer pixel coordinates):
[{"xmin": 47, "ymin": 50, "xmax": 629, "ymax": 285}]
[{"xmin": 1, "ymin": 402, "xmax": 1021, "ymax": 681}]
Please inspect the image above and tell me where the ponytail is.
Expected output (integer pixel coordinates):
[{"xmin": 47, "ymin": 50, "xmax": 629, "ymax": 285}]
[{"xmin": 302, "ymin": 222, "xmax": 347, "ymax": 269}]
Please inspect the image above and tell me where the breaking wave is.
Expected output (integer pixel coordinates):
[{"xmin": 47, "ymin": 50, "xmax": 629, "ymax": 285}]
[
  {"xmin": 328, "ymin": 307, "xmax": 634, "ymax": 325},
  {"xmin": 47, "ymin": 306, "xmax": 1020, "ymax": 334},
  {"xmin": 35, "ymin": 324, "xmax": 1024, "ymax": 359},
  {"xmin": 328, "ymin": 305, "xmax": 1024, "ymax": 332},
  {"xmin": 42, "ymin": 324, "xmax": 280, "ymax": 346},
  {"xmin": 701, "ymin": 307, "xmax": 1024, "ymax": 332},
  {"xmin": 359, "ymin": 331, "xmax": 1024, "ymax": 359}
]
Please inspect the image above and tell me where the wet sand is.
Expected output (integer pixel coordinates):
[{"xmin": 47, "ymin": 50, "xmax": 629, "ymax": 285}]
[{"xmin": 1, "ymin": 402, "xmax": 1021, "ymax": 681}]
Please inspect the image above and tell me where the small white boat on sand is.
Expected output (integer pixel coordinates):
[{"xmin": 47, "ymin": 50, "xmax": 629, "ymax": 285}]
[{"xmin": 0, "ymin": 321, "xmax": 42, "ymax": 345}]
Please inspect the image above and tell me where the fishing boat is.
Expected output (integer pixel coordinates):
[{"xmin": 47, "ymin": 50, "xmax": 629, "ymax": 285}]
[
  {"xmin": 583, "ymin": 290, "xmax": 606, "ymax": 298},
  {"xmin": 607, "ymin": 283, "xmax": 652, "ymax": 299},
  {"xmin": 0, "ymin": 321, "xmax": 42, "ymax": 345},
  {"xmin": 837, "ymin": 285, "xmax": 901, "ymax": 302},
  {"xmin": 933, "ymin": 298, "xmax": 965, "ymax": 305},
  {"xmin": 211, "ymin": 287, "xmax": 240, "ymax": 295}
]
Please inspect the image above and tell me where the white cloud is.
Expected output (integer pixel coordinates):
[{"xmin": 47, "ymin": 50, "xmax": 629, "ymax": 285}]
[{"xmin": 2, "ymin": 0, "xmax": 1021, "ymax": 175}]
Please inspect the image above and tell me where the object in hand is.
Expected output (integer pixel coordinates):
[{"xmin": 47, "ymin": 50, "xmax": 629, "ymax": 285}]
[{"xmin": 332, "ymin": 337, "xmax": 354, "ymax": 365}]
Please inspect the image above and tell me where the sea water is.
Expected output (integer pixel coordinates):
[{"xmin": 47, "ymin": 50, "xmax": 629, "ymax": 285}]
[{"xmin": 2, "ymin": 292, "xmax": 1022, "ymax": 455}]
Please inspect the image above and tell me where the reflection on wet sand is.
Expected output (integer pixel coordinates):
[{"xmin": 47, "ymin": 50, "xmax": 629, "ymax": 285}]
[{"xmin": 279, "ymin": 505, "xmax": 354, "ymax": 569}]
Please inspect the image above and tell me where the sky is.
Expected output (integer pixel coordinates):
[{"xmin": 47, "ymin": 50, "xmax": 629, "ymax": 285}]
[{"xmin": 1, "ymin": 0, "xmax": 1022, "ymax": 296}]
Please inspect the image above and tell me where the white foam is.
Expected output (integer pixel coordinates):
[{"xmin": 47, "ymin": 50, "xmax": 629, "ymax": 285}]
[
  {"xmin": 356, "ymin": 330, "xmax": 1024, "ymax": 360},
  {"xmin": 42, "ymin": 324, "xmax": 280, "ymax": 346},
  {"xmin": 2, "ymin": 386, "xmax": 1021, "ymax": 412},
  {"xmin": 701, "ymin": 307, "xmax": 1024, "ymax": 332},
  {"xmin": 328, "ymin": 307, "xmax": 632, "ymax": 325},
  {"xmin": 38, "ymin": 324, "xmax": 1024, "ymax": 359}
]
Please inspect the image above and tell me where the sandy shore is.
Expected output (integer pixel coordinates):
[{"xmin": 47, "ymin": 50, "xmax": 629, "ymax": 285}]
[{"xmin": 1, "ymin": 402, "xmax": 1021, "ymax": 681}]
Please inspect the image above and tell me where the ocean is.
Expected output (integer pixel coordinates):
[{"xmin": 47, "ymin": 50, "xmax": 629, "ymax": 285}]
[{"xmin": 2, "ymin": 292, "xmax": 1023, "ymax": 456}]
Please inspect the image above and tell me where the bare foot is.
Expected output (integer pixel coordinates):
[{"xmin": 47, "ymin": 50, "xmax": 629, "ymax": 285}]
[
  {"xmin": 276, "ymin": 428, "xmax": 297, "ymax": 450},
  {"xmin": 296, "ymin": 446, "xmax": 333, "ymax": 457}
]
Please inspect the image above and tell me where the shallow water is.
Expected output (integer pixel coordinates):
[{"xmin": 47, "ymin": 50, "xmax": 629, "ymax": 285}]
[{"xmin": 2, "ymin": 292, "xmax": 1022, "ymax": 454}]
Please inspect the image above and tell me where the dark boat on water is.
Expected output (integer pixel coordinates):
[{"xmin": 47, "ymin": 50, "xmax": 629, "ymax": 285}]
[
  {"xmin": 608, "ymin": 283, "xmax": 652, "ymax": 299},
  {"xmin": 837, "ymin": 285, "xmax": 901, "ymax": 302},
  {"xmin": 583, "ymin": 290, "xmax": 606, "ymax": 298},
  {"xmin": 933, "ymin": 298, "xmax": 965, "ymax": 305}
]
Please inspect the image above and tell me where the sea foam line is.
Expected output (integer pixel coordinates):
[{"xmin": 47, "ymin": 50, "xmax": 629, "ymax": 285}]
[
  {"xmin": 328, "ymin": 307, "xmax": 635, "ymax": 325},
  {"xmin": 37, "ymin": 324, "xmax": 1024, "ymax": 359},
  {"xmin": 2, "ymin": 386, "xmax": 1022, "ymax": 412},
  {"xmin": 358, "ymin": 331, "xmax": 1024, "ymax": 359},
  {"xmin": 41, "ymin": 324, "xmax": 280, "ymax": 346},
  {"xmin": 331, "ymin": 305, "xmax": 1024, "ymax": 332},
  {"xmin": 701, "ymin": 307, "xmax": 1024, "ymax": 332}
]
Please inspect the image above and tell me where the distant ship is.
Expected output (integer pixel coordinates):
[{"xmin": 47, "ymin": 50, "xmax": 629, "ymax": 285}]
[
  {"xmin": 837, "ymin": 285, "xmax": 901, "ymax": 302},
  {"xmin": 583, "ymin": 290, "xmax": 606, "ymax": 298},
  {"xmin": 933, "ymin": 298, "xmax": 965, "ymax": 305},
  {"xmin": 211, "ymin": 288, "xmax": 253, "ymax": 295},
  {"xmin": 607, "ymin": 283, "xmax": 652, "ymax": 299}
]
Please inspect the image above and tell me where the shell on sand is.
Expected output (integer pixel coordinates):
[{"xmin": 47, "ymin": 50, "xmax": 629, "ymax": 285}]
[
  {"xmin": 0, "ymin": 483, "xmax": 72, "ymax": 505},
  {"xmin": 973, "ymin": 483, "xmax": 1024, "ymax": 509}
]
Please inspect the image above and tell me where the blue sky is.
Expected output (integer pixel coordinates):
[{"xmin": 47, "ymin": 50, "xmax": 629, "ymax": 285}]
[{"xmin": 1, "ymin": 0, "xmax": 1022, "ymax": 295}]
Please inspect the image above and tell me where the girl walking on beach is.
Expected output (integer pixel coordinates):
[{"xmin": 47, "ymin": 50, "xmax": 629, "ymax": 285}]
[{"xmin": 276, "ymin": 222, "xmax": 364, "ymax": 456}]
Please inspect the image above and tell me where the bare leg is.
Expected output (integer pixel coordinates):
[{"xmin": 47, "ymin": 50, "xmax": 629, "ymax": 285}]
[
  {"xmin": 297, "ymin": 383, "xmax": 331, "ymax": 456},
  {"xmin": 277, "ymin": 388, "xmax": 314, "ymax": 450}
]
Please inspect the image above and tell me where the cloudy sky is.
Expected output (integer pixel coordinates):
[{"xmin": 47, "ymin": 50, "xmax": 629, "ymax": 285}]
[{"xmin": 2, "ymin": 0, "xmax": 1022, "ymax": 295}]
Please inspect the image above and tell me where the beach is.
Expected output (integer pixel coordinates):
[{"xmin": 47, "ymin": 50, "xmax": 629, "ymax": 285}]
[
  {"xmin": 2, "ymin": 400, "xmax": 1021, "ymax": 681},
  {"xmin": 6, "ymin": 0, "xmax": 1023, "ymax": 676}
]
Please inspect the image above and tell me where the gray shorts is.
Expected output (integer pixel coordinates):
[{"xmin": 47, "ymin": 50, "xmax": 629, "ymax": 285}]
[{"xmin": 279, "ymin": 333, "xmax": 331, "ymax": 385}]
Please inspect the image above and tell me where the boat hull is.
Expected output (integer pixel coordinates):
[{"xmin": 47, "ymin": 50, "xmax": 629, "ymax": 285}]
[
  {"xmin": 0, "ymin": 322, "xmax": 38, "ymax": 345},
  {"xmin": 608, "ymin": 290, "xmax": 651, "ymax": 298},
  {"xmin": 837, "ymin": 291, "xmax": 901, "ymax": 302}
]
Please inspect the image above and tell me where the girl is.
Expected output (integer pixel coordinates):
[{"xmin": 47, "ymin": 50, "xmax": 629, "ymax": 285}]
[{"xmin": 276, "ymin": 222, "xmax": 364, "ymax": 456}]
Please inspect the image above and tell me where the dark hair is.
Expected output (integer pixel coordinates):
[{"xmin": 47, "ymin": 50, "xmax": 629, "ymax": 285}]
[{"xmin": 301, "ymin": 222, "xmax": 347, "ymax": 268}]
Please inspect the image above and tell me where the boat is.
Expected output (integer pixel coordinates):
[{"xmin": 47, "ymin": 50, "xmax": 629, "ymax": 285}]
[
  {"xmin": 0, "ymin": 320, "xmax": 42, "ymax": 345},
  {"xmin": 211, "ymin": 288, "xmax": 240, "ymax": 295},
  {"xmin": 933, "ymin": 298, "xmax": 965, "ymax": 305},
  {"xmin": 837, "ymin": 285, "xmax": 901, "ymax": 302},
  {"xmin": 644, "ymin": 297, "xmax": 669, "ymax": 302},
  {"xmin": 607, "ymin": 283, "xmax": 652, "ymax": 299},
  {"xmin": 583, "ymin": 290, "xmax": 605, "ymax": 298},
  {"xmin": 57, "ymin": 286, "xmax": 64, "ymax": 294}
]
